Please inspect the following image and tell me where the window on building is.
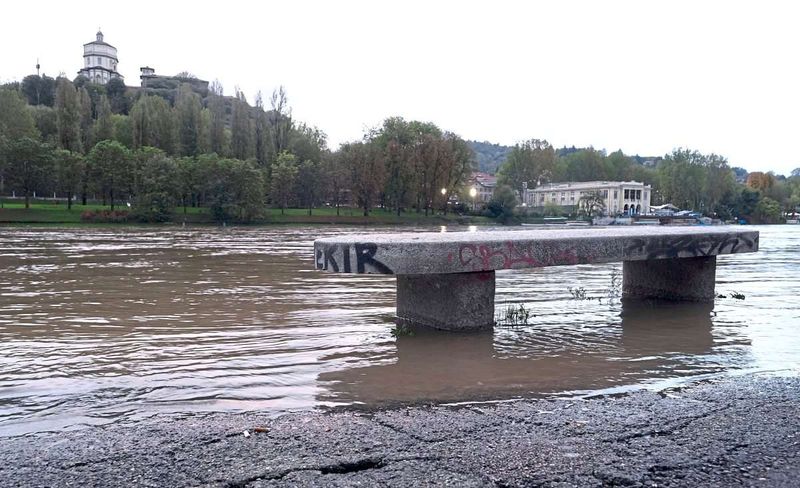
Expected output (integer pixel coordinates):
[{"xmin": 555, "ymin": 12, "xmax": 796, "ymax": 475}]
[
  {"xmin": 603, "ymin": 190, "xmax": 608, "ymax": 198},
  {"xmin": 614, "ymin": 190, "xmax": 618, "ymax": 199},
  {"xmin": 636, "ymin": 190, "xmax": 642, "ymax": 200},
  {"xmin": 539, "ymin": 195, "xmax": 544, "ymax": 203}
]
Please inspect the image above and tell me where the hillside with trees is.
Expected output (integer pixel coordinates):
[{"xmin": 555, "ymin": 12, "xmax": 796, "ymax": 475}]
[
  {"xmin": 1, "ymin": 73, "xmax": 798, "ymax": 225},
  {"xmin": 0, "ymin": 75, "xmax": 476, "ymax": 223},
  {"xmin": 467, "ymin": 140, "xmax": 512, "ymax": 174}
]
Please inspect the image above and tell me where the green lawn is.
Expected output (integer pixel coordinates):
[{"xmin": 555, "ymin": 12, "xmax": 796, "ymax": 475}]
[{"xmin": 0, "ymin": 200, "xmax": 493, "ymax": 226}]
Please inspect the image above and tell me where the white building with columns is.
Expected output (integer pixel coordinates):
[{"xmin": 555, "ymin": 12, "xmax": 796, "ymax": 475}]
[
  {"xmin": 77, "ymin": 30, "xmax": 123, "ymax": 84},
  {"xmin": 524, "ymin": 180, "xmax": 652, "ymax": 215}
]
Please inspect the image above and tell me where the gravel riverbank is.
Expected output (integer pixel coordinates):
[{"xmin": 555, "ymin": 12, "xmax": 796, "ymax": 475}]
[{"xmin": 2, "ymin": 375, "xmax": 798, "ymax": 487}]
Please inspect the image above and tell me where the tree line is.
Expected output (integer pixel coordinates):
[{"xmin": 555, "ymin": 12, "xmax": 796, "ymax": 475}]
[
  {"xmin": 1, "ymin": 74, "xmax": 798, "ymax": 224},
  {"xmin": 0, "ymin": 77, "xmax": 475, "ymax": 222},
  {"xmin": 494, "ymin": 140, "xmax": 800, "ymax": 223}
]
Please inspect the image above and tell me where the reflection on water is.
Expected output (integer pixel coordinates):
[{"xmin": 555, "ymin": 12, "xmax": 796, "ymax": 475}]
[
  {"xmin": 318, "ymin": 301, "xmax": 724, "ymax": 405},
  {"xmin": 0, "ymin": 225, "xmax": 798, "ymax": 435}
]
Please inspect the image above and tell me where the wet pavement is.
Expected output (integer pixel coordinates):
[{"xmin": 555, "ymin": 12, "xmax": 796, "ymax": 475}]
[{"xmin": 2, "ymin": 374, "xmax": 798, "ymax": 487}]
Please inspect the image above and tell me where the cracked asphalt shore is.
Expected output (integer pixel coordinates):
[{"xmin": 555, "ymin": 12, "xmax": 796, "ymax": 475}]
[{"xmin": 1, "ymin": 375, "xmax": 798, "ymax": 487}]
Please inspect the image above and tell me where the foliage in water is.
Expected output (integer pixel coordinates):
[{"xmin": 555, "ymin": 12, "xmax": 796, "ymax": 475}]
[{"xmin": 496, "ymin": 303, "xmax": 532, "ymax": 327}]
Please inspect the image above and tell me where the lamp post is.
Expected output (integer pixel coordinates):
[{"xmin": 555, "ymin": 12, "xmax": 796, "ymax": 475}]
[
  {"xmin": 469, "ymin": 187, "xmax": 477, "ymax": 212},
  {"xmin": 440, "ymin": 187, "xmax": 447, "ymax": 214}
]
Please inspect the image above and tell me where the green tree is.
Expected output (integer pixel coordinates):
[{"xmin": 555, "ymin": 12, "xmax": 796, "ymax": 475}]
[
  {"xmin": 560, "ymin": 148, "xmax": 608, "ymax": 181},
  {"xmin": 4, "ymin": 137, "xmax": 53, "ymax": 208},
  {"xmin": 270, "ymin": 151, "xmax": 298, "ymax": 214},
  {"xmin": 198, "ymin": 108, "xmax": 212, "ymax": 154},
  {"xmin": 177, "ymin": 156, "xmax": 201, "ymax": 213},
  {"xmin": 78, "ymin": 87, "xmax": 93, "ymax": 153},
  {"xmin": 320, "ymin": 151, "xmax": 350, "ymax": 215},
  {"xmin": 253, "ymin": 92, "xmax": 270, "ymax": 169},
  {"xmin": 344, "ymin": 141, "xmax": 386, "ymax": 216},
  {"xmin": 94, "ymin": 95, "xmax": 114, "ymax": 142},
  {"xmin": 731, "ymin": 186, "xmax": 761, "ymax": 221},
  {"xmin": 21, "ymin": 74, "xmax": 56, "ymax": 107},
  {"xmin": 208, "ymin": 93, "xmax": 227, "ymax": 156},
  {"xmin": 131, "ymin": 149, "xmax": 179, "ymax": 222},
  {"xmin": 497, "ymin": 139, "xmax": 556, "ymax": 193},
  {"xmin": 754, "ymin": 197, "xmax": 782, "ymax": 224},
  {"xmin": 370, "ymin": 117, "xmax": 441, "ymax": 215},
  {"xmin": 106, "ymin": 78, "xmax": 128, "ymax": 114},
  {"xmin": 486, "ymin": 184, "xmax": 519, "ymax": 222},
  {"xmin": 704, "ymin": 154, "xmax": 736, "ymax": 216},
  {"xmin": 175, "ymin": 83, "xmax": 202, "ymax": 156},
  {"xmin": 206, "ymin": 158, "xmax": 264, "ymax": 223},
  {"xmin": 230, "ymin": 91, "xmax": 253, "ymax": 160},
  {"xmin": 87, "ymin": 140, "xmax": 132, "ymax": 210},
  {"xmin": 130, "ymin": 95, "xmax": 176, "ymax": 153},
  {"xmin": 29, "ymin": 105, "xmax": 58, "ymax": 144},
  {"xmin": 267, "ymin": 86, "xmax": 293, "ymax": 166},
  {"xmin": 112, "ymin": 114, "xmax": 133, "ymax": 148},
  {"xmin": 0, "ymin": 89, "xmax": 38, "ymax": 140},
  {"xmin": 54, "ymin": 78, "xmax": 82, "ymax": 152},
  {"xmin": 657, "ymin": 149, "xmax": 707, "ymax": 210},
  {"xmin": 296, "ymin": 159, "xmax": 321, "ymax": 215},
  {"xmin": 290, "ymin": 123, "xmax": 326, "ymax": 164},
  {"xmin": 53, "ymin": 149, "xmax": 85, "ymax": 210},
  {"xmin": 440, "ymin": 133, "xmax": 475, "ymax": 214},
  {"xmin": 605, "ymin": 150, "xmax": 632, "ymax": 180}
]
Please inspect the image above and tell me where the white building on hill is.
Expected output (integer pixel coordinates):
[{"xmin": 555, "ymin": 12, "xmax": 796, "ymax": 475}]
[
  {"xmin": 524, "ymin": 180, "xmax": 652, "ymax": 215},
  {"xmin": 77, "ymin": 30, "xmax": 123, "ymax": 84}
]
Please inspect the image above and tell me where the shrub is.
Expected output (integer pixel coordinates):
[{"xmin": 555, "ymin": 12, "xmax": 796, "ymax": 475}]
[{"xmin": 80, "ymin": 209, "xmax": 130, "ymax": 223}]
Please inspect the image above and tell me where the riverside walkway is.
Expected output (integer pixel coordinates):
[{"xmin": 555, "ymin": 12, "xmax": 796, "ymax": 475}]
[{"xmin": 314, "ymin": 227, "xmax": 759, "ymax": 331}]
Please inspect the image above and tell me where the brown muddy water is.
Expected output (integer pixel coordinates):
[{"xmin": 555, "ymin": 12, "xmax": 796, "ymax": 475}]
[{"xmin": 0, "ymin": 225, "xmax": 798, "ymax": 435}]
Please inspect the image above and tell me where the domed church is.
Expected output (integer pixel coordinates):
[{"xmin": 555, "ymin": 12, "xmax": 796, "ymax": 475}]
[{"xmin": 77, "ymin": 30, "xmax": 123, "ymax": 84}]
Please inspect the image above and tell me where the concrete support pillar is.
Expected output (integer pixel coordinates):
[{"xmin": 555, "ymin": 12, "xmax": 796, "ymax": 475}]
[
  {"xmin": 622, "ymin": 256, "xmax": 716, "ymax": 302},
  {"xmin": 396, "ymin": 271, "xmax": 495, "ymax": 332}
]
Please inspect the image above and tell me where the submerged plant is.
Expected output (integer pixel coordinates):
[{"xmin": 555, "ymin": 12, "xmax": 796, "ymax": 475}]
[
  {"xmin": 568, "ymin": 287, "xmax": 587, "ymax": 300},
  {"xmin": 496, "ymin": 303, "xmax": 532, "ymax": 327},
  {"xmin": 716, "ymin": 291, "xmax": 746, "ymax": 300},
  {"xmin": 391, "ymin": 324, "xmax": 415, "ymax": 337}
]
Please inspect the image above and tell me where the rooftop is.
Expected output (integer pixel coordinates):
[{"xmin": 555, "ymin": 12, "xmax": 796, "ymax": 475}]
[{"xmin": 532, "ymin": 181, "xmax": 651, "ymax": 191}]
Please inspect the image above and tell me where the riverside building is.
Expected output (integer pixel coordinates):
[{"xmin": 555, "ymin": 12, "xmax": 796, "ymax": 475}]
[{"xmin": 524, "ymin": 181, "xmax": 652, "ymax": 216}]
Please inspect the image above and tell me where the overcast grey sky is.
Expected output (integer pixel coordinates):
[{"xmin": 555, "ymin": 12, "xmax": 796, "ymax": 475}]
[{"xmin": 3, "ymin": 0, "xmax": 798, "ymax": 174}]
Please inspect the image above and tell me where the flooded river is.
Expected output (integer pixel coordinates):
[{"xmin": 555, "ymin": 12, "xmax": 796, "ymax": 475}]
[{"xmin": 1, "ymin": 225, "xmax": 798, "ymax": 436}]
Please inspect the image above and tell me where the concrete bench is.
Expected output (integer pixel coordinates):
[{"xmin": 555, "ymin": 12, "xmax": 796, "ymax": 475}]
[{"xmin": 313, "ymin": 227, "xmax": 759, "ymax": 331}]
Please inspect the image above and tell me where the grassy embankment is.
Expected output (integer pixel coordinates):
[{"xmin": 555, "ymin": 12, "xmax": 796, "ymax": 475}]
[{"xmin": 0, "ymin": 201, "xmax": 493, "ymax": 226}]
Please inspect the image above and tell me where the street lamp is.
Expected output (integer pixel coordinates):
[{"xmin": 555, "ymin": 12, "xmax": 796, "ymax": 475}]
[
  {"xmin": 469, "ymin": 187, "xmax": 477, "ymax": 212},
  {"xmin": 440, "ymin": 187, "xmax": 447, "ymax": 214}
]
